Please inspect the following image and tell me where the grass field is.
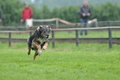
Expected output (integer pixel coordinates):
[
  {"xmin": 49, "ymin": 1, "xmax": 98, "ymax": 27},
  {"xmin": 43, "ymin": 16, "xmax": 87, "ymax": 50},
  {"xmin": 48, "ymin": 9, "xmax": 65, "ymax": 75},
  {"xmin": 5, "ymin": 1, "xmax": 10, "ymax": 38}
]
[
  {"xmin": 0, "ymin": 42, "xmax": 120, "ymax": 80},
  {"xmin": 0, "ymin": 30, "xmax": 120, "ymax": 38}
]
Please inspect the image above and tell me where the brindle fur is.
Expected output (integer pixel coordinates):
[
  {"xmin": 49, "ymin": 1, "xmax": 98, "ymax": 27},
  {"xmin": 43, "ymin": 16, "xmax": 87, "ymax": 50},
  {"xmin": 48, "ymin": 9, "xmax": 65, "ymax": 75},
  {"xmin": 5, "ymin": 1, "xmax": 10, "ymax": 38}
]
[{"xmin": 27, "ymin": 25, "xmax": 51, "ymax": 60}]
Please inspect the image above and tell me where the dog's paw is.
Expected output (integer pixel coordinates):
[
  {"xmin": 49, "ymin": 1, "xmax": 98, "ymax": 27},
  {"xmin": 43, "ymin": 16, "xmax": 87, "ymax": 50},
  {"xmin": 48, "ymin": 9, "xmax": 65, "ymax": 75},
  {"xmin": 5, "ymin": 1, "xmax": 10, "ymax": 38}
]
[
  {"xmin": 28, "ymin": 52, "xmax": 30, "ymax": 55},
  {"xmin": 37, "ymin": 50, "xmax": 42, "ymax": 55},
  {"xmin": 43, "ymin": 46, "xmax": 47, "ymax": 50}
]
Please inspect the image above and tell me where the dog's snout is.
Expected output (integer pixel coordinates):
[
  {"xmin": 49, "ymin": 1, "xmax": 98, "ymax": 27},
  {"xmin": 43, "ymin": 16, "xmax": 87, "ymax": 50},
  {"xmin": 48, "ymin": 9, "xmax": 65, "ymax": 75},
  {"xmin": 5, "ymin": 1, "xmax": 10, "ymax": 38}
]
[
  {"xmin": 47, "ymin": 35, "xmax": 49, "ymax": 38},
  {"xmin": 46, "ymin": 35, "xmax": 49, "ymax": 38}
]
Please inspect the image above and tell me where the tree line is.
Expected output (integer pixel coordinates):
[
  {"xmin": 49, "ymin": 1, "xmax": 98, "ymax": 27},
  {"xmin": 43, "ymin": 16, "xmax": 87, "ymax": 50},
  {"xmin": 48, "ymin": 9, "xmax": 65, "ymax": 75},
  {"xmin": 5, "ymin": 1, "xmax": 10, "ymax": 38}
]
[{"xmin": 0, "ymin": 0, "xmax": 120, "ymax": 25}]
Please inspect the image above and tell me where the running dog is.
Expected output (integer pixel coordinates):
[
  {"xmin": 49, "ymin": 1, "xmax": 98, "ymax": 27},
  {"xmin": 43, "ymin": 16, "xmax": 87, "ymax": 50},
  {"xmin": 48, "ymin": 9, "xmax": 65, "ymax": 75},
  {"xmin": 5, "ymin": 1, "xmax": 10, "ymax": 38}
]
[{"xmin": 27, "ymin": 25, "xmax": 51, "ymax": 60}]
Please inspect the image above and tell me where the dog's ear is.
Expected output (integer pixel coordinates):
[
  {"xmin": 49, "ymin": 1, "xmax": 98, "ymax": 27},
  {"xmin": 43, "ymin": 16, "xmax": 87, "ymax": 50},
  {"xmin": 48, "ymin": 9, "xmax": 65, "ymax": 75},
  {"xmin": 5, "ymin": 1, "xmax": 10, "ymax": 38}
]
[
  {"xmin": 37, "ymin": 26, "xmax": 40, "ymax": 30},
  {"xmin": 47, "ymin": 25, "xmax": 52, "ymax": 31},
  {"xmin": 39, "ymin": 25, "xmax": 43, "ymax": 30},
  {"xmin": 49, "ymin": 27, "xmax": 52, "ymax": 31},
  {"xmin": 46, "ymin": 25, "xmax": 48, "ymax": 27},
  {"xmin": 40, "ymin": 25, "xmax": 44, "ymax": 32},
  {"xmin": 37, "ymin": 25, "xmax": 43, "ymax": 33},
  {"xmin": 49, "ymin": 26, "xmax": 52, "ymax": 32},
  {"xmin": 38, "ymin": 25, "xmax": 43, "ymax": 29}
]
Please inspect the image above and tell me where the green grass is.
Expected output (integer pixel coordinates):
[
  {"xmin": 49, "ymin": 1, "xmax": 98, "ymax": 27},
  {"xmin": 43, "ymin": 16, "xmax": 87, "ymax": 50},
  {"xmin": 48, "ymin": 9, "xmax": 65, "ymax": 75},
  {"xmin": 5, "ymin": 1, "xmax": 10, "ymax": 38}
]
[
  {"xmin": 0, "ymin": 30, "xmax": 120, "ymax": 38},
  {"xmin": 0, "ymin": 42, "xmax": 120, "ymax": 80}
]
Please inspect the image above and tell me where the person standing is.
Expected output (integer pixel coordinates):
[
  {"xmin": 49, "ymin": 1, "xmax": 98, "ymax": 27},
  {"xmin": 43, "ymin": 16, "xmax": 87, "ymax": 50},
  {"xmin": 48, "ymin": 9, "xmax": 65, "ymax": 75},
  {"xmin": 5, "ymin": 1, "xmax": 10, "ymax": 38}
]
[
  {"xmin": 78, "ymin": 0, "xmax": 92, "ymax": 36},
  {"xmin": 21, "ymin": 3, "xmax": 33, "ymax": 30}
]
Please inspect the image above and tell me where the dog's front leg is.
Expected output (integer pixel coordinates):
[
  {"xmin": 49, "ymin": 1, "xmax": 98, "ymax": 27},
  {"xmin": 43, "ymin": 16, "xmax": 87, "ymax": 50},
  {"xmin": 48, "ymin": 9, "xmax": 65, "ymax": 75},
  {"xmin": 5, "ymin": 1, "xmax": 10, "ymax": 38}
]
[
  {"xmin": 32, "ymin": 43, "xmax": 42, "ymax": 61},
  {"xmin": 43, "ymin": 42, "xmax": 48, "ymax": 50},
  {"xmin": 32, "ymin": 39, "xmax": 42, "ymax": 59},
  {"xmin": 32, "ymin": 40, "xmax": 42, "ymax": 54}
]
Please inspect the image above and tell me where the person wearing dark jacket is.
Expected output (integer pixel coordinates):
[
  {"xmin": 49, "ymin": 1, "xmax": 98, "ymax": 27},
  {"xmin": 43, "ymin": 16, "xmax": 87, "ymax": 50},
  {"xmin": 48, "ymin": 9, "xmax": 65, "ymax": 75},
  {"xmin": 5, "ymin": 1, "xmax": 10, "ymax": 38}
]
[
  {"xmin": 21, "ymin": 3, "xmax": 33, "ymax": 30},
  {"xmin": 78, "ymin": 0, "xmax": 92, "ymax": 36}
]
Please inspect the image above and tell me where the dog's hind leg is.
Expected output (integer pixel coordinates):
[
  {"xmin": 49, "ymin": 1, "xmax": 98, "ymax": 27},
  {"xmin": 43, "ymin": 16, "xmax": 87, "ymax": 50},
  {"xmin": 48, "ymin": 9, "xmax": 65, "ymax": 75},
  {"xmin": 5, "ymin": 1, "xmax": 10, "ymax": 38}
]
[
  {"xmin": 28, "ymin": 47, "xmax": 31, "ymax": 55},
  {"xmin": 27, "ymin": 38, "xmax": 31, "ymax": 55},
  {"xmin": 34, "ymin": 51, "xmax": 38, "ymax": 60}
]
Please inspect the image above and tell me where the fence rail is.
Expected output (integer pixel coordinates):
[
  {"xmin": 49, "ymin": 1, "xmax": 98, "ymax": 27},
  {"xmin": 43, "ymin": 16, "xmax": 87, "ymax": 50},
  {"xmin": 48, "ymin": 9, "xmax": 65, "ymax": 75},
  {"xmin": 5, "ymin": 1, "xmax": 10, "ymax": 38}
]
[
  {"xmin": 0, "ymin": 27, "xmax": 120, "ymax": 48},
  {"xmin": 0, "ymin": 37, "xmax": 120, "ymax": 43}
]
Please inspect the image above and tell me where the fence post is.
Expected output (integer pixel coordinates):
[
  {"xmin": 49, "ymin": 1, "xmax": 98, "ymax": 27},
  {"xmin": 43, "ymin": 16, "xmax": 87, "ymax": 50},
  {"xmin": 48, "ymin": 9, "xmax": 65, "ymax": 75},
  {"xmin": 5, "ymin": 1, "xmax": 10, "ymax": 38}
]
[
  {"xmin": 108, "ymin": 21, "xmax": 112, "ymax": 49},
  {"xmin": 29, "ymin": 31, "xmax": 32, "ymax": 36},
  {"xmin": 52, "ymin": 30, "xmax": 55, "ymax": 48},
  {"xmin": 76, "ymin": 30, "xmax": 79, "ymax": 47},
  {"xmin": 56, "ymin": 20, "xmax": 59, "ymax": 29},
  {"xmin": 9, "ymin": 32, "xmax": 11, "ymax": 47}
]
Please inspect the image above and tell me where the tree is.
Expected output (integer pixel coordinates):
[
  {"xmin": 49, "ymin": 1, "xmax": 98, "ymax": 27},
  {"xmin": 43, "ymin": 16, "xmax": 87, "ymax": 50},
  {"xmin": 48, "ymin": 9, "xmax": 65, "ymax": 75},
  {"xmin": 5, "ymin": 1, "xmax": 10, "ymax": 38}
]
[{"xmin": 0, "ymin": 0, "xmax": 120, "ymax": 26}]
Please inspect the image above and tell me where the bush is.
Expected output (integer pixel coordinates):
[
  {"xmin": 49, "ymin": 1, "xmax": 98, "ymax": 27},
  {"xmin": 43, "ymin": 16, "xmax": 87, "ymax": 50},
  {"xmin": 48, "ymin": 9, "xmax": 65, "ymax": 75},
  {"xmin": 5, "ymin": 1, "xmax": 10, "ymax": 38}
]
[{"xmin": 0, "ymin": 0, "xmax": 120, "ymax": 25}]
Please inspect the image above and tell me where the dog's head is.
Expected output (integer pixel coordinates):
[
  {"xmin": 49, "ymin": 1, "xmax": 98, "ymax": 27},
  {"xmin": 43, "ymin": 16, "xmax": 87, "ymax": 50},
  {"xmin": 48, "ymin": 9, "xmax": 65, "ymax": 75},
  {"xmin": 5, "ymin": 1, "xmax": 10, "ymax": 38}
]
[{"xmin": 37, "ymin": 25, "xmax": 51, "ymax": 39}]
